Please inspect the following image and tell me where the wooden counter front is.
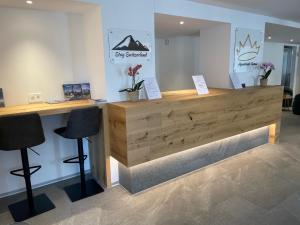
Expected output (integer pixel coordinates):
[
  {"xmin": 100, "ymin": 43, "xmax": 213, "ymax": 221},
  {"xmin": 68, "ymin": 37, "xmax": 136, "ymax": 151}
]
[{"xmin": 108, "ymin": 86, "xmax": 283, "ymax": 167}]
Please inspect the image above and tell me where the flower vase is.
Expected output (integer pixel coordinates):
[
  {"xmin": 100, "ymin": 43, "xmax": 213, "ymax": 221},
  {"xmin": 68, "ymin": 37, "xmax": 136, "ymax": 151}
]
[
  {"xmin": 128, "ymin": 91, "xmax": 139, "ymax": 101},
  {"xmin": 260, "ymin": 79, "xmax": 268, "ymax": 87}
]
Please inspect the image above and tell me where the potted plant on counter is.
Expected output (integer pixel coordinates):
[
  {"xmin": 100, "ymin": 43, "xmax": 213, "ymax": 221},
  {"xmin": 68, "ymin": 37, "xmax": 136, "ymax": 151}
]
[
  {"xmin": 119, "ymin": 64, "xmax": 144, "ymax": 101},
  {"xmin": 258, "ymin": 62, "xmax": 275, "ymax": 87}
]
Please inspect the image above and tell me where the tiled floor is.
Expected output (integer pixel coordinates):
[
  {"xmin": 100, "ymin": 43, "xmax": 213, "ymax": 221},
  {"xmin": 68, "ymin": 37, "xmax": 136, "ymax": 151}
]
[{"xmin": 1, "ymin": 112, "xmax": 300, "ymax": 225}]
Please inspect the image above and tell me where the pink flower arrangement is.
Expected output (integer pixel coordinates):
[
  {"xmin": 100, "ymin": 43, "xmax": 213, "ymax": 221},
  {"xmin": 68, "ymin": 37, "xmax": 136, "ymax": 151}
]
[
  {"xmin": 259, "ymin": 62, "xmax": 275, "ymax": 80},
  {"xmin": 119, "ymin": 64, "xmax": 144, "ymax": 93},
  {"xmin": 128, "ymin": 64, "xmax": 142, "ymax": 77},
  {"xmin": 259, "ymin": 62, "xmax": 275, "ymax": 71}
]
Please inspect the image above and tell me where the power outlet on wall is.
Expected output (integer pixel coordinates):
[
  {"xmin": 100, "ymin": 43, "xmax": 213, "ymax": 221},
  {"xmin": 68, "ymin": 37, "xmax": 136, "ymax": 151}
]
[{"xmin": 28, "ymin": 93, "xmax": 43, "ymax": 104}]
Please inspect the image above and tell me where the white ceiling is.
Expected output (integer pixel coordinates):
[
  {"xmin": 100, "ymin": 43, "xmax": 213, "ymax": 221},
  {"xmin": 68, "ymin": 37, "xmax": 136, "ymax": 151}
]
[
  {"xmin": 265, "ymin": 23, "xmax": 300, "ymax": 44},
  {"xmin": 0, "ymin": 0, "xmax": 97, "ymax": 14},
  {"xmin": 190, "ymin": 0, "xmax": 300, "ymax": 23},
  {"xmin": 155, "ymin": 13, "xmax": 227, "ymax": 38}
]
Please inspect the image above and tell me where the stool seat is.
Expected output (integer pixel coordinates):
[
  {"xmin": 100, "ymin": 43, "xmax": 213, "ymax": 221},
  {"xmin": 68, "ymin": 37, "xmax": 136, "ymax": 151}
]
[
  {"xmin": 0, "ymin": 114, "xmax": 45, "ymax": 151},
  {"xmin": 0, "ymin": 113, "xmax": 55, "ymax": 222},
  {"xmin": 55, "ymin": 107, "xmax": 100, "ymax": 139}
]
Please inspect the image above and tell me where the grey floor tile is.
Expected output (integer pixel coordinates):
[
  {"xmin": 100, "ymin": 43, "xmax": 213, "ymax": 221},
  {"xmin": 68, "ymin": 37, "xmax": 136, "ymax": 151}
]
[
  {"xmin": 280, "ymin": 192, "xmax": 300, "ymax": 222},
  {"xmin": 215, "ymin": 196, "xmax": 266, "ymax": 222},
  {"xmin": 257, "ymin": 205, "xmax": 300, "ymax": 225}
]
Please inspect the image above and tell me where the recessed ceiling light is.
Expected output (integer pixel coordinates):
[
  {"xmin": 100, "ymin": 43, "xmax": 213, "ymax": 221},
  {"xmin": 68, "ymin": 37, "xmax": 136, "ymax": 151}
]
[
  {"xmin": 179, "ymin": 21, "xmax": 184, "ymax": 25},
  {"xmin": 26, "ymin": 0, "xmax": 33, "ymax": 4},
  {"xmin": 290, "ymin": 39, "xmax": 294, "ymax": 42},
  {"xmin": 268, "ymin": 36, "xmax": 272, "ymax": 40}
]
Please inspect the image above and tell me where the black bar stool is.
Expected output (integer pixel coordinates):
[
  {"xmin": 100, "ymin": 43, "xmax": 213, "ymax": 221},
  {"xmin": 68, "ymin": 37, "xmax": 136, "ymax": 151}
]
[
  {"xmin": 54, "ymin": 107, "xmax": 104, "ymax": 202},
  {"xmin": 0, "ymin": 113, "xmax": 55, "ymax": 222}
]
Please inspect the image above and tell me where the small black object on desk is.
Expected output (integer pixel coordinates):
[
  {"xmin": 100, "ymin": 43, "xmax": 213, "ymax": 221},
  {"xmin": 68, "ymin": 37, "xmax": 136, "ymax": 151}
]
[
  {"xmin": 0, "ymin": 114, "xmax": 55, "ymax": 222},
  {"xmin": 54, "ymin": 107, "xmax": 104, "ymax": 202}
]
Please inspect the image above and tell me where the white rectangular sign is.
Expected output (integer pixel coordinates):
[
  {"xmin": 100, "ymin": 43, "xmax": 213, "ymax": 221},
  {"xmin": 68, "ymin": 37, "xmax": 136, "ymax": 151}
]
[
  {"xmin": 144, "ymin": 77, "xmax": 161, "ymax": 100},
  {"xmin": 108, "ymin": 29, "xmax": 152, "ymax": 64},
  {"xmin": 230, "ymin": 72, "xmax": 242, "ymax": 89},
  {"xmin": 192, "ymin": 75, "xmax": 209, "ymax": 95},
  {"xmin": 234, "ymin": 28, "xmax": 263, "ymax": 73}
]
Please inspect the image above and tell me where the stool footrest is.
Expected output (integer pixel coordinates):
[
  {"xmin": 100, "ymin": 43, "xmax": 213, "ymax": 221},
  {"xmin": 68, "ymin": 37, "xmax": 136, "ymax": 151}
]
[
  {"xmin": 10, "ymin": 165, "xmax": 42, "ymax": 177},
  {"xmin": 63, "ymin": 155, "xmax": 87, "ymax": 164}
]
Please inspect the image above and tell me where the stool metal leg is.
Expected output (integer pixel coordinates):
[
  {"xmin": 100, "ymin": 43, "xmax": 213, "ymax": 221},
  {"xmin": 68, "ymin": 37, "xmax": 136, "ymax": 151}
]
[
  {"xmin": 8, "ymin": 148, "xmax": 55, "ymax": 222},
  {"xmin": 63, "ymin": 138, "xmax": 104, "ymax": 202},
  {"xmin": 21, "ymin": 148, "xmax": 35, "ymax": 211},
  {"xmin": 77, "ymin": 138, "xmax": 86, "ymax": 194}
]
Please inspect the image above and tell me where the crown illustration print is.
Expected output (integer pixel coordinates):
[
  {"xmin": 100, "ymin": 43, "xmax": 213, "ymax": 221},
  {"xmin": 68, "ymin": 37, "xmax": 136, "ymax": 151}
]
[{"xmin": 236, "ymin": 34, "xmax": 260, "ymax": 61}]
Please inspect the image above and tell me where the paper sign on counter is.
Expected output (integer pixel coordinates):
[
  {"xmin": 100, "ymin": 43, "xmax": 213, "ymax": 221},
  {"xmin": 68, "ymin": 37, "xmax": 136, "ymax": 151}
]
[
  {"xmin": 230, "ymin": 72, "xmax": 243, "ymax": 89},
  {"xmin": 144, "ymin": 77, "xmax": 162, "ymax": 100},
  {"xmin": 192, "ymin": 75, "xmax": 209, "ymax": 95}
]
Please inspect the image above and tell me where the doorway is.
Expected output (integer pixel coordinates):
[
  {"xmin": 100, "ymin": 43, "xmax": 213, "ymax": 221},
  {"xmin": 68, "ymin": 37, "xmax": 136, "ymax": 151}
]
[
  {"xmin": 282, "ymin": 46, "xmax": 297, "ymax": 89},
  {"xmin": 264, "ymin": 23, "xmax": 300, "ymax": 95}
]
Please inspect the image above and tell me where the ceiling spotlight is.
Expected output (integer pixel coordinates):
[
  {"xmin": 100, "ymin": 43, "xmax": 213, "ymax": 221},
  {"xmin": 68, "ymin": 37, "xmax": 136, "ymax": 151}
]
[
  {"xmin": 290, "ymin": 39, "xmax": 294, "ymax": 42},
  {"xmin": 26, "ymin": 0, "xmax": 33, "ymax": 4},
  {"xmin": 268, "ymin": 36, "xmax": 272, "ymax": 40},
  {"xmin": 179, "ymin": 21, "xmax": 184, "ymax": 25}
]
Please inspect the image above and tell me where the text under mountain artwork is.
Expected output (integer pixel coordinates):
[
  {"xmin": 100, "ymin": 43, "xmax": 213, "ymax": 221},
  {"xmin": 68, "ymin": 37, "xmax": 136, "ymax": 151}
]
[
  {"xmin": 109, "ymin": 29, "xmax": 152, "ymax": 64},
  {"xmin": 234, "ymin": 28, "xmax": 263, "ymax": 73}
]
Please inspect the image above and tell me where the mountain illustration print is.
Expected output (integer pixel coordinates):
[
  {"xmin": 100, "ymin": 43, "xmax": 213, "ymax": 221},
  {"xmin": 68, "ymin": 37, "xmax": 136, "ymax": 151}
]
[{"xmin": 112, "ymin": 35, "xmax": 149, "ymax": 51}]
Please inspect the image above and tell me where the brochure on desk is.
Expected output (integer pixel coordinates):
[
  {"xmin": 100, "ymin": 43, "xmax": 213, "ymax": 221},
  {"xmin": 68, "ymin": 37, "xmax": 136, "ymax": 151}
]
[{"xmin": 63, "ymin": 83, "xmax": 91, "ymax": 101}]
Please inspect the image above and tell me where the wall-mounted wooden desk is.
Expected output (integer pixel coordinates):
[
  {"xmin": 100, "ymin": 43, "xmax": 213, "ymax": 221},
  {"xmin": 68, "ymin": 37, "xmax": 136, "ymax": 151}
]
[
  {"xmin": 108, "ymin": 86, "xmax": 283, "ymax": 167},
  {"xmin": 0, "ymin": 100, "xmax": 104, "ymax": 117},
  {"xmin": 0, "ymin": 100, "xmax": 111, "ymax": 187}
]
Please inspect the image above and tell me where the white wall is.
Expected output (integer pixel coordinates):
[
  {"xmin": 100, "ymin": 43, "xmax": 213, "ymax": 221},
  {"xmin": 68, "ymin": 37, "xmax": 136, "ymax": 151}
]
[
  {"xmin": 0, "ymin": 6, "xmax": 105, "ymax": 196},
  {"xmin": 0, "ymin": 8, "xmax": 73, "ymax": 105},
  {"xmin": 96, "ymin": 0, "xmax": 156, "ymax": 102},
  {"xmin": 199, "ymin": 24, "xmax": 231, "ymax": 88},
  {"xmin": 154, "ymin": 0, "xmax": 300, "ymax": 88},
  {"xmin": 82, "ymin": 7, "xmax": 106, "ymax": 99},
  {"xmin": 263, "ymin": 42, "xmax": 284, "ymax": 85},
  {"xmin": 156, "ymin": 36, "xmax": 200, "ymax": 91},
  {"xmin": 0, "ymin": 7, "xmax": 105, "ymax": 106}
]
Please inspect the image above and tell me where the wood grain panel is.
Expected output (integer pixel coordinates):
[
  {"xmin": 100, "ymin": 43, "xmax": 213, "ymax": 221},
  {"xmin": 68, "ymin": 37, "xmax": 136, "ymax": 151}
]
[{"xmin": 108, "ymin": 86, "xmax": 283, "ymax": 167}]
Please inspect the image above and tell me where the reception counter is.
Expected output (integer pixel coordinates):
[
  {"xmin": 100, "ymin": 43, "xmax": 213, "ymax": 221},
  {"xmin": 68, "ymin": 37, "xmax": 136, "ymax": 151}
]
[{"xmin": 108, "ymin": 86, "xmax": 283, "ymax": 193}]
